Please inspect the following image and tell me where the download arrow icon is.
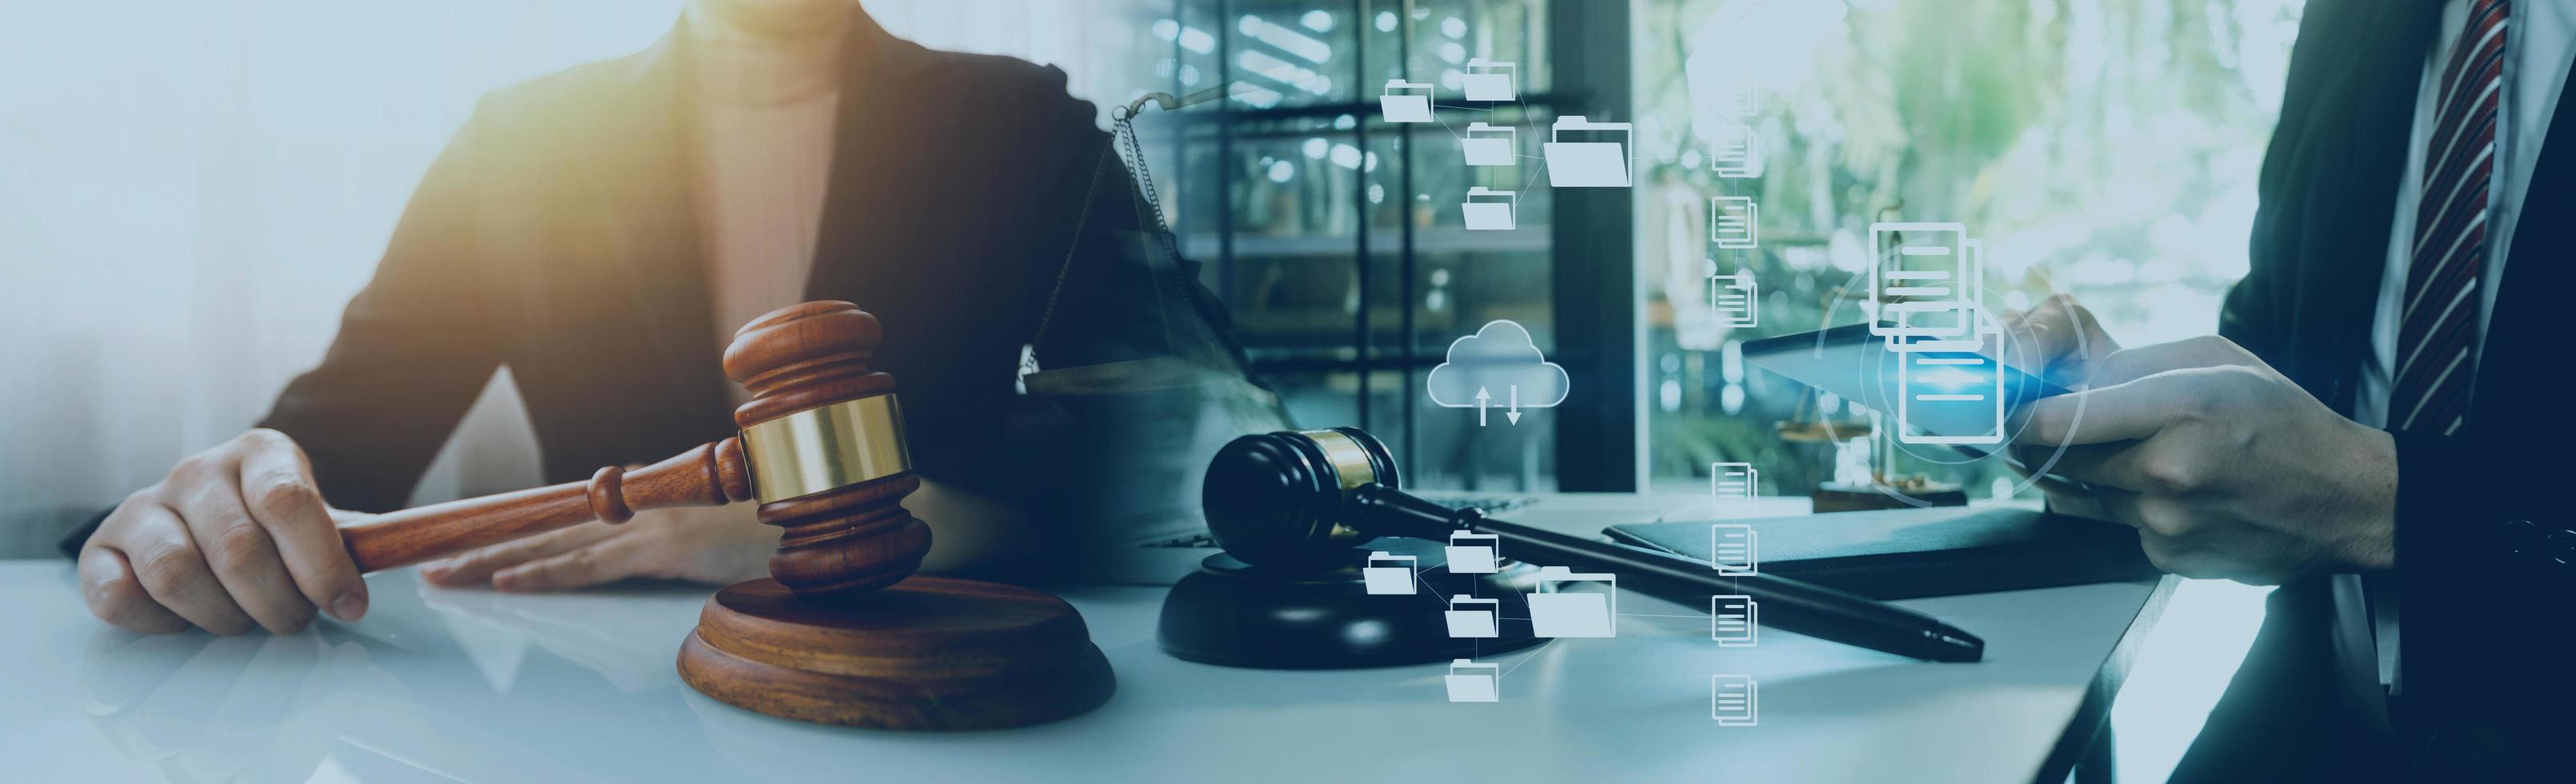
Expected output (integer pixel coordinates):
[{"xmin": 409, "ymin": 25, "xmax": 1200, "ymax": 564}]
[{"xmin": 1506, "ymin": 385, "xmax": 1522, "ymax": 426}]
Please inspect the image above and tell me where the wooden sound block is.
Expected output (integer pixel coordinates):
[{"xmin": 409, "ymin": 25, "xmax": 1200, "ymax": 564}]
[{"xmin": 676, "ymin": 576, "xmax": 1115, "ymax": 730}]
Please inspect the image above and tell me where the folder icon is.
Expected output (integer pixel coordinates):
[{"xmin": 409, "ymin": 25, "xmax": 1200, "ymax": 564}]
[
  {"xmin": 1462, "ymin": 188, "xmax": 1517, "ymax": 231},
  {"xmin": 1462, "ymin": 122, "xmax": 1516, "ymax": 166},
  {"xmin": 1445, "ymin": 596, "xmax": 1501, "ymax": 638},
  {"xmin": 1463, "ymin": 58, "xmax": 1518, "ymax": 101},
  {"xmin": 1544, "ymin": 116, "xmax": 1632, "ymax": 188},
  {"xmin": 1446, "ymin": 658, "xmax": 1500, "ymax": 702},
  {"xmin": 1380, "ymin": 79, "xmax": 1433, "ymax": 123},
  {"xmin": 1362, "ymin": 551, "xmax": 1417, "ymax": 594},
  {"xmin": 1527, "ymin": 566, "xmax": 1616, "ymax": 638},
  {"xmin": 1446, "ymin": 530, "xmax": 1501, "ymax": 574}
]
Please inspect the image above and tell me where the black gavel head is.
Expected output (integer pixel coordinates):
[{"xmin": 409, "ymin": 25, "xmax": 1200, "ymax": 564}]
[{"xmin": 1202, "ymin": 428, "xmax": 1401, "ymax": 568}]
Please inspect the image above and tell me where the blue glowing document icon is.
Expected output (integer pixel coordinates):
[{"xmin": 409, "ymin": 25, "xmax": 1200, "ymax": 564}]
[{"xmin": 1897, "ymin": 342, "xmax": 2006, "ymax": 446}]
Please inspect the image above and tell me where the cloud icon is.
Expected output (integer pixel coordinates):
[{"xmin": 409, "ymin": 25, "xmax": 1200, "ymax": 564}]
[{"xmin": 1426, "ymin": 320, "xmax": 1570, "ymax": 418}]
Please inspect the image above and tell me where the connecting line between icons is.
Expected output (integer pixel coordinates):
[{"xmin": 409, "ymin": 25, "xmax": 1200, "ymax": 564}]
[{"xmin": 1498, "ymin": 637, "xmax": 1560, "ymax": 678}]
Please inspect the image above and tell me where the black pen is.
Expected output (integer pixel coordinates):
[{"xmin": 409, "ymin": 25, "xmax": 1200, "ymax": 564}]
[{"xmin": 1348, "ymin": 486, "xmax": 1985, "ymax": 662}]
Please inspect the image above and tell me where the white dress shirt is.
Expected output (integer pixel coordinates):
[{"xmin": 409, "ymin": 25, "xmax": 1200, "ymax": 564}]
[{"xmin": 2346, "ymin": 0, "xmax": 2574, "ymax": 710}]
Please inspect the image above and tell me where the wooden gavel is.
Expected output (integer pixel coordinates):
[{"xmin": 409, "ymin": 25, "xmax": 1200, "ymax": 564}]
[{"xmin": 337, "ymin": 302, "xmax": 931, "ymax": 597}]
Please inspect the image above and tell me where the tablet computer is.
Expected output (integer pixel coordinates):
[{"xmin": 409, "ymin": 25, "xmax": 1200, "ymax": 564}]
[{"xmin": 1741, "ymin": 322, "xmax": 2070, "ymax": 456}]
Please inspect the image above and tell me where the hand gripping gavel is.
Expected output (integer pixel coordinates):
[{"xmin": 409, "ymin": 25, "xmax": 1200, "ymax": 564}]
[{"xmin": 336, "ymin": 302, "xmax": 930, "ymax": 597}]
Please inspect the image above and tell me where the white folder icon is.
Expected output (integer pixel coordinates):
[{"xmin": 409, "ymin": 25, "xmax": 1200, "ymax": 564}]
[
  {"xmin": 1462, "ymin": 122, "xmax": 1515, "ymax": 166},
  {"xmin": 1527, "ymin": 566, "xmax": 1616, "ymax": 638},
  {"xmin": 1463, "ymin": 58, "xmax": 1517, "ymax": 101},
  {"xmin": 1446, "ymin": 530, "xmax": 1501, "ymax": 574},
  {"xmin": 1362, "ymin": 551, "xmax": 1417, "ymax": 594},
  {"xmin": 1462, "ymin": 187, "xmax": 1516, "ymax": 230},
  {"xmin": 1446, "ymin": 659, "xmax": 1499, "ymax": 702},
  {"xmin": 1380, "ymin": 79, "xmax": 1433, "ymax": 123},
  {"xmin": 1544, "ymin": 116, "xmax": 1632, "ymax": 188},
  {"xmin": 1445, "ymin": 596, "xmax": 1501, "ymax": 638}
]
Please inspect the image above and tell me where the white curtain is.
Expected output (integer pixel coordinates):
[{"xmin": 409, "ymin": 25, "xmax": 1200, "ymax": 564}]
[{"xmin": 0, "ymin": 0, "xmax": 1151, "ymax": 555}]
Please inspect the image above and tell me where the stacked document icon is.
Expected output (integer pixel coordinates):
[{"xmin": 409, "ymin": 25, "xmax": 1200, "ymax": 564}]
[
  {"xmin": 1711, "ymin": 594, "xmax": 1758, "ymax": 647},
  {"xmin": 1711, "ymin": 272, "xmax": 1758, "ymax": 328},
  {"xmin": 1528, "ymin": 566, "xmax": 1617, "ymax": 638},
  {"xmin": 1710, "ymin": 196, "xmax": 1758, "ymax": 250},
  {"xmin": 1380, "ymin": 79, "xmax": 1433, "ymax": 123},
  {"xmin": 1362, "ymin": 551, "xmax": 1417, "ymax": 594},
  {"xmin": 1462, "ymin": 58, "xmax": 1518, "ymax": 101},
  {"xmin": 1712, "ymin": 122, "xmax": 1759, "ymax": 178},
  {"xmin": 1870, "ymin": 222, "xmax": 2003, "ymax": 445},
  {"xmin": 1711, "ymin": 462, "xmax": 1758, "ymax": 506},
  {"xmin": 1446, "ymin": 596, "xmax": 1502, "ymax": 638},
  {"xmin": 1447, "ymin": 659, "xmax": 1500, "ymax": 702},
  {"xmin": 1711, "ymin": 523, "xmax": 1758, "ymax": 576},
  {"xmin": 1544, "ymin": 116, "xmax": 1633, "ymax": 187},
  {"xmin": 1446, "ymin": 530, "xmax": 1501, "ymax": 574},
  {"xmin": 1462, "ymin": 187, "xmax": 1517, "ymax": 230},
  {"xmin": 1711, "ymin": 674, "xmax": 1759, "ymax": 726},
  {"xmin": 1462, "ymin": 122, "xmax": 1515, "ymax": 166}
]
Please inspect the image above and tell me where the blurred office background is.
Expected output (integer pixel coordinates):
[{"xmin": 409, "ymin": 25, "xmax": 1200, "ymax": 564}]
[{"xmin": 2, "ymin": 2, "xmax": 2294, "ymax": 778}]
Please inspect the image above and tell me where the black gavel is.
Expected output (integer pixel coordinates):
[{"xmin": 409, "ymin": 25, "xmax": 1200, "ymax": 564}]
[{"xmin": 1202, "ymin": 427, "xmax": 1983, "ymax": 662}]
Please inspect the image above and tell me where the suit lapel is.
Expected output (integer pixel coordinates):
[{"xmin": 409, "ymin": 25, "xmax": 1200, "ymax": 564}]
[
  {"xmin": 805, "ymin": 6, "xmax": 905, "ymax": 303},
  {"xmin": 569, "ymin": 21, "xmax": 734, "ymax": 442}
]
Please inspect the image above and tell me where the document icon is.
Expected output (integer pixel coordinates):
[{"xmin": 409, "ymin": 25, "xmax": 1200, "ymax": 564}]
[
  {"xmin": 1362, "ymin": 551, "xmax": 1417, "ymax": 594},
  {"xmin": 1528, "ymin": 566, "xmax": 1617, "ymax": 638},
  {"xmin": 1446, "ymin": 596, "xmax": 1502, "ymax": 638},
  {"xmin": 1897, "ymin": 338, "xmax": 2006, "ymax": 446},
  {"xmin": 1462, "ymin": 187, "xmax": 1517, "ymax": 230},
  {"xmin": 1711, "ymin": 524, "xmax": 1758, "ymax": 576},
  {"xmin": 1869, "ymin": 222, "xmax": 1983, "ymax": 339},
  {"xmin": 1380, "ymin": 79, "xmax": 1433, "ymax": 123},
  {"xmin": 1712, "ymin": 123, "xmax": 1759, "ymax": 178},
  {"xmin": 1711, "ymin": 595, "xmax": 1758, "ymax": 647},
  {"xmin": 1711, "ymin": 674, "xmax": 1759, "ymax": 726},
  {"xmin": 1462, "ymin": 58, "xmax": 1518, "ymax": 101},
  {"xmin": 1543, "ymin": 116, "xmax": 1633, "ymax": 188},
  {"xmin": 1710, "ymin": 196, "xmax": 1758, "ymax": 250},
  {"xmin": 1462, "ymin": 122, "xmax": 1516, "ymax": 166},
  {"xmin": 1447, "ymin": 659, "xmax": 1500, "ymax": 702},
  {"xmin": 1710, "ymin": 272, "xmax": 1758, "ymax": 329},
  {"xmin": 1711, "ymin": 462, "xmax": 1758, "ymax": 506},
  {"xmin": 1446, "ymin": 530, "xmax": 1501, "ymax": 574}
]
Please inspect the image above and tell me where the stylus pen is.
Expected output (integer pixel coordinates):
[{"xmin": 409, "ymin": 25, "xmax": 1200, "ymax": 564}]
[{"xmin": 1469, "ymin": 514, "xmax": 1986, "ymax": 663}]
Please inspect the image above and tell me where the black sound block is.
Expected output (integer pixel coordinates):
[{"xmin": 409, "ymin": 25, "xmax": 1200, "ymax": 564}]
[{"xmin": 1157, "ymin": 538, "xmax": 1546, "ymax": 670}]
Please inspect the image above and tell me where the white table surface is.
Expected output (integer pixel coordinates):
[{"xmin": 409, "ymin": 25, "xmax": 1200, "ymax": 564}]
[{"xmin": 0, "ymin": 558, "xmax": 2163, "ymax": 784}]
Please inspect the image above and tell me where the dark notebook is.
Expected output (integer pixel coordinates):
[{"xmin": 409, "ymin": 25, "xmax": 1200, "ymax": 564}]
[{"xmin": 1605, "ymin": 506, "xmax": 2162, "ymax": 599}]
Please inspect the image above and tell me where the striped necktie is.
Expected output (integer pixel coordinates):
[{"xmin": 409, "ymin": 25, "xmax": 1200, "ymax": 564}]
[{"xmin": 2392, "ymin": 0, "xmax": 2510, "ymax": 435}]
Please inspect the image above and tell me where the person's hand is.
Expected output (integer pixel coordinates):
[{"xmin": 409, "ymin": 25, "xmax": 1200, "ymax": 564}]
[
  {"xmin": 2010, "ymin": 336, "xmax": 2397, "ymax": 584},
  {"xmin": 1999, "ymin": 293, "xmax": 2122, "ymax": 390},
  {"xmin": 79, "ymin": 429, "xmax": 370, "ymax": 635},
  {"xmin": 418, "ymin": 503, "xmax": 778, "ymax": 592}
]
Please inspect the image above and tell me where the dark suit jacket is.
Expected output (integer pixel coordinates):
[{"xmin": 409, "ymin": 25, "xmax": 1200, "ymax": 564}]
[
  {"xmin": 2220, "ymin": 0, "xmax": 2575, "ymax": 774},
  {"xmin": 63, "ymin": 10, "xmax": 1249, "ymax": 553}
]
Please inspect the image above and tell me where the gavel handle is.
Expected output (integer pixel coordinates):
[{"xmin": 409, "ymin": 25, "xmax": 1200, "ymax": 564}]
[{"xmin": 338, "ymin": 438, "xmax": 754, "ymax": 573}]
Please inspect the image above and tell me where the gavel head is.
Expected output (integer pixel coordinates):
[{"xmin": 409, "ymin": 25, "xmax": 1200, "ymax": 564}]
[
  {"xmin": 1201, "ymin": 427, "xmax": 1399, "ymax": 569},
  {"xmin": 723, "ymin": 301, "xmax": 931, "ymax": 597}
]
